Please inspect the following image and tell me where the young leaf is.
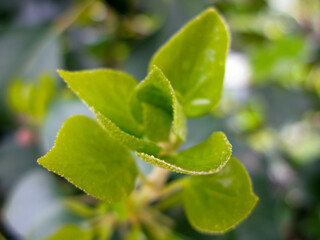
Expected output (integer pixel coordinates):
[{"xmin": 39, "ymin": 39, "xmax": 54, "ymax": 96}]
[
  {"xmin": 136, "ymin": 132, "xmax": 232, "ymax": 175},
  {"xmin": 142, "ymin": 103, "xmax": 172, "ymax": 142},
  {"xmin": 95, "ymin": 110, "xmax": 162, "ymax": 156},
  {"xmin": 58, "ymin": 69, "xmax": 142, "ymax": 137},
  {"xmin": 149, "ymin": 8, "xmax": 229, "ymax": 117},
  {"xmin": 183, "ymin": 157, "xmax": 258, "ymax": 233},
  {"xmin": 132, "ymin": 66, "xmax": 186, "ymax": 141},
  {"xmin": 38, "ymin": 115, "xmax": 138, "ymax": 202},
  {"xmin": 43, "ymin": 225, "xmax": 92, "ymax": 240}
]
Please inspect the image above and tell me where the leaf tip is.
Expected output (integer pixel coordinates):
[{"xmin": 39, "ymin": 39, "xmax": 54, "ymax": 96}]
[
  {"xmin": 198, "ymin": 7, "xmax": 231, "ymax": 50},
  {"xmin": 37, "ymin": 154, "xmax": 51, "ymax": 172},
  {"xmin": 203, "ymin": 7, "xmax": 218, "ymax": 14},
  {"xmin": 150, "ymin": 64, "xmax": 160, "ymax": 71},
  {"xmin": 56, "ymin": 69, "xmax": 67, "ymax": 75},
  {"xmin": 36, "ymin": 156, "xmax": 44, "ymax": 166},
  {"xmin": 56, "ymin": 69, "xmax": 71, "ymax": 83},
  {"xmin": 252, "ymin": 192, "xmax": 259, "ymax": 205}
]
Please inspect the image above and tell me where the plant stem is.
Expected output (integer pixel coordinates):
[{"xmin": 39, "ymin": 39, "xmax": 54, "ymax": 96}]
[
  {"xmin": 52, "ymin": 0, "xmax": 97, "ymax": 35},
  {"xmin": 147, "ymin": 167, "xmax": 170, "ymax": 189},
  {"xmin": 157, "ymin": 177, "xmax": 187, "ymax": 200},
  {"xmin": 132, "ymin": 167, "xmax": 170, "ymax": 205}
]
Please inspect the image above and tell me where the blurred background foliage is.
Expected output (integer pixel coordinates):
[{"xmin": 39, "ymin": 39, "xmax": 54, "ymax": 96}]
[{"xmin": 0, "ymin": 0, "xmax": 319, "ymax": 239}]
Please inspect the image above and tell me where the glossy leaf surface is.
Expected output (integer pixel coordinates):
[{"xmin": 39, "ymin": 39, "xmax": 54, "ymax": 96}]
[
  {"xmin": 183, "ymin": 157, "xmax": 258, "ymax": 233},
  {"xmin": 38, "ymin": 115, "xmax": 138, "ymax": 202},
  {"xmin": 150, "ymin": 8, "xmax": 229, "ymax": 117}
]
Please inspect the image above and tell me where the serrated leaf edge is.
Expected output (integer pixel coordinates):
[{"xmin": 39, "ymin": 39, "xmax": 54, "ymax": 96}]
[
  {"xmin": 37, "ymin": 115, "xmax": 134, "ymax": 203},
  {"xmin": 94, "ymin": 109, "xmax": 162, "ymax": 156},
  {"xmin": 136, "ymin": 132, "xmax": 232, "ymax": 175}
]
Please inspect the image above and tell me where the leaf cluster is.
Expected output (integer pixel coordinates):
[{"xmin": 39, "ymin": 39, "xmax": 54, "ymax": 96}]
[{"xmin": 38, "ymin": 8, "xmax": 258, "ymax": 236}]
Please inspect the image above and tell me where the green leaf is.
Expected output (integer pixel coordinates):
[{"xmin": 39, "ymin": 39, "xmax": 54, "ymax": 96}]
[
  {"xmin": 149, "ymin": 8, "xmax": 230, "ymax": 117},
  {"xmin": 43, "ymin": 225, "xmax": 92, "ymax": 240},
  {"xmin": 94, "ymin": 110, "xmax": 162, "ymax": 156},
  {"xmin": 143, "ymin": 103, "xmax": 172, "ymax": 142},
  {"xmin": 251, "ymin": 35, "xmax": 307, "ymax": 83},
  {"xmin": 127, "ymin": 225, "xmax": 147, "ymax": 240},
  {"xmin": 183, "ymin": 157, "xmax": 258, "ymax": 233},
  {"xmin": 132, "ymin": 66, "xmax": 186, "ymax": 141},
  {"xmin": 38, "ymin": 115, "xmax": 138, "ymax": 202},
  {"xmin": 41, "ymin": 98, "xmax": 93, "ymax": 152},
  {"xmin": 29, "ymin": 74, "xmax": 55, "ymax": 119},
  {"xmin": 8, "ymin": 74, "xmax": 55, "ymax": 121},
  {"xmin": 63, "ymin": 199, "xmax": 97, "ymax": 218},
  {"xmin": 7, "ymin": 79, "xmax": 32, "ymax": 114},
  {"xmin": 137, "ymin": 132, "xmax": 232, "ymax": 175},
  {"xmin": 58, "ymin": 69, "xmax": 162, "ymax": 155},
  {"xmin": 58, "ymin": 69, "xmax": 142, "ymax": 137}
]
